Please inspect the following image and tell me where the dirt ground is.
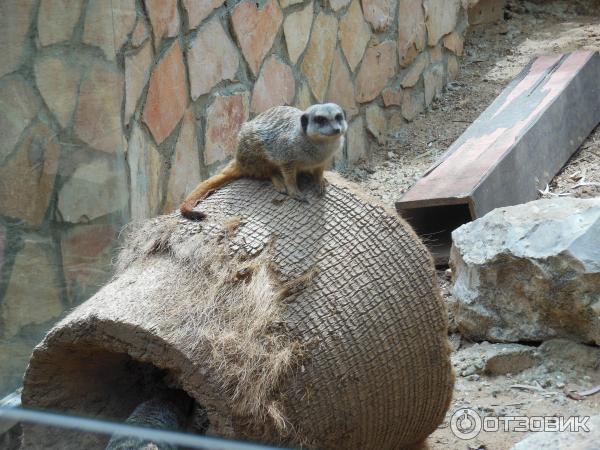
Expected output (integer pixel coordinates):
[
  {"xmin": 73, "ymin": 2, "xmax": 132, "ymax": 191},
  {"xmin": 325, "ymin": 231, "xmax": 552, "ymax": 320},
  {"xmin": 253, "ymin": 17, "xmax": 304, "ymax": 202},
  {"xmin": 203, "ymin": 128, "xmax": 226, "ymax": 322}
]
[{"xmin": 344, "ymin": 1, "xmax": 600, "ymax": 449}]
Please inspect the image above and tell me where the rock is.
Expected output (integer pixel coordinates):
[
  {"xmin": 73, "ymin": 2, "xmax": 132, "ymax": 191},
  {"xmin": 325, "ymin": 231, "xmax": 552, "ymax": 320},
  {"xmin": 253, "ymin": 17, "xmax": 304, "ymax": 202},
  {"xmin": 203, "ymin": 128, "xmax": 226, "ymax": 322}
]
[
  {"xmin": 131, "ymin": 18, "xmax": 150, "ymax": 47},
  {"xmin": 0, "ymin": 0, "xmax": 35, "ymax": 78},
  {"xmin": 295, "ymin": 80, "xmax": 313, "ymax": 111},
  {"xmin": 339, "ymin": 0, "xmax": 371, "ymax": 72},
  {"xmin": 397, "ymin": 0, "xmax": 426, "ymax": 67},
  {"xmin": 328, "ymin": 0, "xmax": 352, "ymax": 10},
  {"xmin": 346, "ymin": 117, "xmax": 367, "ymax": 164},
  {"xmin": 401, "ymin": 87, "xmax": 425, "ymax": 121},
  {"xmin": 452, "ymin": 342, "xmax": 539, "ymax": 376},
  {"xmin": 61, "ymin": 224, "xmax": 116, "ymax": 304},
  {"xmin": 355, "ymin": 40, "xmax": 397, "ymax": 103},
  {"xmin": 128, "ymin": 124, "xmax": 164, "ymax": 221},
  {"xmin": 0, "ymin": 75, "xmax": 41, "ymax": 163},
  {"xmin": 124, "ymin": 40, "xmax": 153, "ymax": 126},
  {"xmin": 187, "ymin": 18, "xmax": 239, "ymax": 100},
  {"xmin": 34, "ymin": 54, "xmax": 82, "ymax": 128},
  {"xmin": 38, "ymin": 0, "xmax": 84, "ymax": 46},
  {"xmin": 231, "ymin": 0, "xmax": 283, "ymax": 76},
  {"xmin": 0, "ymin": 239, "xmax": 63, "ymax": 338},
  {"xmin": 301, "ymin": 12, "xmax": 338, "ymax": 102},
  {"xmin": 205, "ymin": 92, "xmax": 250, "ymax": 165},
  {"xmin": 0, "ymin": 123, "xmax": 60, "ymax": 227},
  {"xmin": 83, "ymin": 0, "xmax": 136, "ymax": 60},
  {"xmin": 74, "ymin": 62, "xmax": 124, "ymax": 153},
  {"xmin": 251, "ymin": 56, "xmax": 295, "ymax": 113},
  {"xmin": 539, "ymin": 339, "xmax": 600, "ymax": 371},
  {"xmin": 382, "ymin": 87, "xmax": 403, "ymax": 106},
  {"xmin": 443, "ymin": 31, "xmax": 464, "ymax": 56},
  {"xmin": 365, "ymin": 104, "xmax": 387, "ymax": 144},
  {"xmin": 145, "ymin": 0, "xmax": 180, "ymax": 50},
  {"xmin": 183, "ymin": 0, "xmax": 225, "ymax": 29},
  {"xmin": 401, "ymin": 52, "xmax": 428, "ymax": 88},
  {"xmin": 142, "ymin": 41, "xmax": 188, "ymax": 145},
  {"xmin": 448, "ymin": 54, "xmax": 460, "ymax": 79},
  {"xmin": 326, "ymin": 51, "xmax": 358, "ymax": 119},
  {"xmin": 423, "ymin": 63, "xmax": 445, "ymax": 106},
  {"xmin": 283, "ymin": 1, "xmax": 313, "ymax": 65},
  {"xmin": 451, "ymin": 198, "xmax": 600, "ymax": 344},
  {"xmin": 510, "ymin": 415, "xmax": 600, "ymax": 450},
  {"xmin": 423, "ymin": 0, "xmax": 461, "ymax": 46},
  {"xmin": 362, "ymin": 0, "xmax": 396, "ymax": 32},
  {"xmin": 57, "ymin": 155, "xmax": 128, "ymax": 223},
  {"xmin": 164, "ymin": 108, "xmax": 201, "ymax": 213}
]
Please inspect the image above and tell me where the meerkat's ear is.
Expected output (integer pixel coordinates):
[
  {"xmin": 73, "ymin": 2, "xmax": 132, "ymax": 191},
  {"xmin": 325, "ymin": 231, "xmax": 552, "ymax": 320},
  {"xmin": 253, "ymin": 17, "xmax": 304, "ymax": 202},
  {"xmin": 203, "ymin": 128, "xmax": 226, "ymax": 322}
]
[{"xmin": 300, "ymin": 113, "xmax": 309, "ymax": 133}]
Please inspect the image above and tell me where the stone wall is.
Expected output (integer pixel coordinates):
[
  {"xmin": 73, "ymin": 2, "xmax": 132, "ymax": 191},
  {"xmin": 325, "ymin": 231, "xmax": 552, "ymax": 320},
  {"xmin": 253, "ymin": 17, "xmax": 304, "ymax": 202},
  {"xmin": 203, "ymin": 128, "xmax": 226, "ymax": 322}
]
[{"xmin": 0, "ymin": 0, "xmax": 469, "ymax": 396}]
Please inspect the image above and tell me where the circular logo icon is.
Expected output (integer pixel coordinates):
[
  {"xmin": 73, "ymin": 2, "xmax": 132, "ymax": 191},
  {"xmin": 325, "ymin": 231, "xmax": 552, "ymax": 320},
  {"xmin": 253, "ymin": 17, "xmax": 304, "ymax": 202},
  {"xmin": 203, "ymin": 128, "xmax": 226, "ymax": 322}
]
[{"xmin": 450, "ymin": 408, "xmax": 482, "ymax": 440}]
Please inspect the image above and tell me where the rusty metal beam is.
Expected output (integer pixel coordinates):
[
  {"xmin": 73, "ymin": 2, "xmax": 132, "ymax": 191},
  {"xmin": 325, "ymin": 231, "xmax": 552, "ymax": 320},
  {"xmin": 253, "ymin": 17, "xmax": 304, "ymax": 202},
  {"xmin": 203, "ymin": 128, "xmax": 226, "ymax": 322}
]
[{"xmin": 396, "ymin": 51, "xmax": 600, "ymax": 264}]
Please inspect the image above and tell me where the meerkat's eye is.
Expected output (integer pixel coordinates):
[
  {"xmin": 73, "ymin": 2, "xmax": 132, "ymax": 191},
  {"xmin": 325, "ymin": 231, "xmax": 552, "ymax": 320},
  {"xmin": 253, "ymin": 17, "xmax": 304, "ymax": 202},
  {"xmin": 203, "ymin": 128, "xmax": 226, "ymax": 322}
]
[
  {"xmin": 314, "ymin": 116, "xmax": 327, "ymax": 125},
  {"xmin": 335, "ymin": 113, "xmax": 343, "ymax": 122}
]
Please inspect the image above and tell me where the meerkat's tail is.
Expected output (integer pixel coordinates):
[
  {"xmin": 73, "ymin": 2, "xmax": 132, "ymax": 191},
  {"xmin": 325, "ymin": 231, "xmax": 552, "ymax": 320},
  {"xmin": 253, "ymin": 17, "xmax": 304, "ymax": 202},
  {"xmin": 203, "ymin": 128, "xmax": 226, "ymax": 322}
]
[{"xmin": 180, "ymin": 160, "xmax": 244, "ymax": 220}]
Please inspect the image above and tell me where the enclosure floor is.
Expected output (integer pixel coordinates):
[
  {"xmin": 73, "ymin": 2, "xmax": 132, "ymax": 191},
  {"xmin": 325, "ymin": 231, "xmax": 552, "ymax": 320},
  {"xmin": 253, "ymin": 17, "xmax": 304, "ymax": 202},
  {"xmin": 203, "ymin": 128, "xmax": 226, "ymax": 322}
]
[{"xmin": 342, "ymin": 1, "xmax": 600, "ymax": 449}]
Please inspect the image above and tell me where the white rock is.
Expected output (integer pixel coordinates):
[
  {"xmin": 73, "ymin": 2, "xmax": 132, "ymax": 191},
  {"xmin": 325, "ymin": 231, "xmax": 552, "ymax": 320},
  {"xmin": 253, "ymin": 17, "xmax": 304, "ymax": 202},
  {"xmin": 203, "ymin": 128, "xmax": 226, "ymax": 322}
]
[{"xmin": 451, "ymin": 198, "xmax": 600, "ymax": 344}]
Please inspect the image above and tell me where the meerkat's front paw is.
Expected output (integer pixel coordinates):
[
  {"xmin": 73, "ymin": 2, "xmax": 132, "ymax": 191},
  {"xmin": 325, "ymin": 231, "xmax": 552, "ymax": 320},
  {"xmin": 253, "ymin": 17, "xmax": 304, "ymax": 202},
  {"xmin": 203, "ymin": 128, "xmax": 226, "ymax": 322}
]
[
  {"xmin": 289, "ymin": 191, "xmax": 308, "ymax": 203},
  {"xmin": 317, "ymin": 177, "xmax": 329, "ymax": 196}
]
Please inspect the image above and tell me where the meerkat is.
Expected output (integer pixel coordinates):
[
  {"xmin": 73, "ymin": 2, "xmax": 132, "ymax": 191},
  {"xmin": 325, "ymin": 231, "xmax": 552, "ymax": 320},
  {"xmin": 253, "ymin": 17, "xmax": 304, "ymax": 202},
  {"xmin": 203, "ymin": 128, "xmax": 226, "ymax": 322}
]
[{"xmin": 180, "ymin": 103, "xmax": 347, "ymax": 220}]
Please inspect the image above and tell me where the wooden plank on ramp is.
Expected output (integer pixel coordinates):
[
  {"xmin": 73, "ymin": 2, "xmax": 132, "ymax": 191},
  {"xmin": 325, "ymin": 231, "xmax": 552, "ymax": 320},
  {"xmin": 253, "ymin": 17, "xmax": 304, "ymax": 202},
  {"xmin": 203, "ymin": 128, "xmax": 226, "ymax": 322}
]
[{"xmin": 396, "ymin": 51, "xmax": 600, "ymax": 264}]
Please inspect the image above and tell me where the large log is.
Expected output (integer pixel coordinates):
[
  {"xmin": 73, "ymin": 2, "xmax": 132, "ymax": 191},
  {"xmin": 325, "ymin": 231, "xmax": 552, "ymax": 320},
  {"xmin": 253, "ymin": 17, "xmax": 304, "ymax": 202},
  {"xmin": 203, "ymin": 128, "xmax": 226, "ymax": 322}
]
[{"xmin": 21, "ymin": 175, "xmax": 454, "ymax": 449}]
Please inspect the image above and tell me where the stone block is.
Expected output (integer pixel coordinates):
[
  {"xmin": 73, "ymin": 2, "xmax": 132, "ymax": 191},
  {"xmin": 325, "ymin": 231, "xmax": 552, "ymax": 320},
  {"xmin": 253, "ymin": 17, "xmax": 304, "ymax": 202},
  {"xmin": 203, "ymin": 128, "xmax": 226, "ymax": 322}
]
[
  {"xmin": 365, "ymin": 104, "xmax": 387, "ymax": 144},
  {"xmin": 362, "ymin": 0, "xmax": 396, "ymax": 32},
  {"xmin": 401, "ymin": 87, "xmax": 425, "ymax": 121},
  {"xmin": 128, "ymin": 124, "xmax": 164, "ymax": 221},
  {"xmin": 164, "ymin": 108, "xmax": 201, "ymax": 213},
  {"xmin": 328, "ymin": 0, "xmax": 351, "ymax": 10},
  {"xmin": 355, "ymin": 40, "xmax": 397, "ymax": 103},
  {"xmin": 468, "ymin": 0, "xmax": 505, "ymax": 25},
  {"xmin": 124, "ymin": 40, "xmax": 153, "ymax": 126},
  {"xmin": 74, "ymin": 62, "xmax": 124, "ymax": 153},
  {"xmin": 1, "ymin": 239, "xmax": 63, "ymax": 338},
  {"xmin": 301, "ymin": 12, "xmax": 338, "ymax": 102},
  {"xmin": 83, "ymin": 0, "xmax": 136, "ymax": 60},
  {"xmin": 142, "ymin": 41, "xmax": 188, "ymax": 145},
  {"xmin": 397, "ymin": 0, "xmax": 426, "ymax": 67},
  {"xmin": 231, "ymin": 0, "xmax": 283, "ymax": 76},
  {"xmin": 283, "ymin": 1, "xmax": 313, "ymax": 65},
  {"xmin": 443, "ymin": 31, "xmax": 464, "ymax": 56},
  {"xmin": 0, "ymin": 0, "xmax": 35, "ymax": 78},
  {"xmin": 423, "ymin": 0, "xmax": 460, "ymax": 46},
  {"xmin": 251, "ymin": 56, "xmax": 295, "ymax": 113},
  {"xmin": 423, "ymin": 63, "xmax": 445, "ymax": 106},
  {"xmin": 339, "ymin": 0, "xmax": 371, "ymax": 72},
  {"xmin": 0, "ymin": 75, "xmax": 41, "ymax": 163},
  {"xmin": 327, "ymin": 51, "xmax": 358, "ymax": 119},
  {"xmin": 382, "ymin": 87, "xmax": 403, "ymax": 107},
  {"xmin": 205, "ymin": 92, "xmax": 250, "ymax": 166},
  {"xmin": 131, "ymin": 18, "xmax": 150, "ymax": 47},
  {"xmin": 34, "ymin": 55, "xmax": 82, "ymax": 128},
  {"xmin": 183, "ymin": 0, "xmax": 225, "ymax": 29},
  {"xmin": 401, "ymin": 52, "xmax": 428, "ymax": 88},
  {"xmin": 188, "ymin": 18, "xmax": 239, "ymax": 100},
  {"xmin": 0, "ymin": 123, "xmax": 59, "ymax": 227},
  {"xmin": 57, "ymin": 155, "xmax": 128, "ymax": 223},
  {"xmin": 146, "ymin": 0, "xmax": 180, "ymax": 50},
  {"xmin": 347, "ymin": 116, "xmax": 367, "ymax": 164},
  {"xmin": 61, "ymin": 224, "xmax": 116, "ymax": 304},
  {"xmin": 38, "ymin": 0, "xmax": 84, "ymax": 46}
]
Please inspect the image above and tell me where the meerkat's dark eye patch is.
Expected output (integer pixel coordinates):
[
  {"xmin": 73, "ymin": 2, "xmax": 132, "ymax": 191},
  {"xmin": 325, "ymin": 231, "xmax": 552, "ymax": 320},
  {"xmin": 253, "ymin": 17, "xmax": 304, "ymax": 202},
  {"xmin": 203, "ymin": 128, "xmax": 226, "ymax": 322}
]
[
  {"xmin": 335, "ymin": 113, "xmax": 343, "ymax": 122},
  {"xmin": 314, "ymin": 116, "xmax": 327, "ymax": 125},
  {"xmin": 301, "ymin": 113, "xmax": 309, "ymax": 132}
]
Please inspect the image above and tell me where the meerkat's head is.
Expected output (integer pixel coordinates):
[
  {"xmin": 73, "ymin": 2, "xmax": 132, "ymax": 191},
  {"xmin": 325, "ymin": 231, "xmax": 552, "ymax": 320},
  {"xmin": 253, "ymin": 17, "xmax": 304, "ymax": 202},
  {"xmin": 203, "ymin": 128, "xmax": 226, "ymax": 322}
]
[{"xmin": 301, "ymin": 103, "xmax": 347, "ymax": 143}]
